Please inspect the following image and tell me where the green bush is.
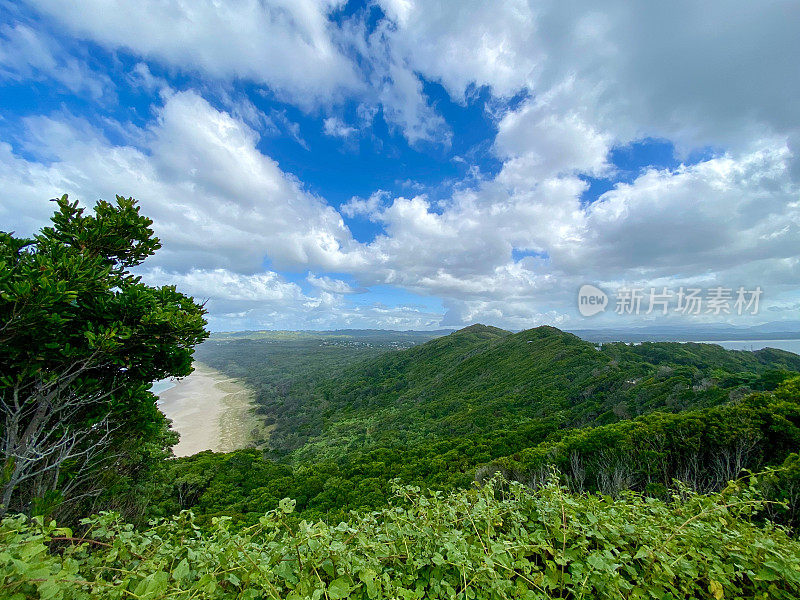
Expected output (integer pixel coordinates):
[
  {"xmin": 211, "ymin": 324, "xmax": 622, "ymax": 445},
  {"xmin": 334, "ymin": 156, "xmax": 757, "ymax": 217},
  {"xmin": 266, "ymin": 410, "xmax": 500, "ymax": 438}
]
[{"xmin": 2, "ymin": 477, "xmax": 799, "ymax": 599}]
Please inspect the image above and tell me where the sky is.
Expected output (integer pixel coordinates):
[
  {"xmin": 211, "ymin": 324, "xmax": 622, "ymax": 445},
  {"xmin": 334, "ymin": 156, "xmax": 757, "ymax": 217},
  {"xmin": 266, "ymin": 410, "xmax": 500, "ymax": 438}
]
[{"xmin": 1, "ymin": 0, "xmax": 799, "ymax": 331}]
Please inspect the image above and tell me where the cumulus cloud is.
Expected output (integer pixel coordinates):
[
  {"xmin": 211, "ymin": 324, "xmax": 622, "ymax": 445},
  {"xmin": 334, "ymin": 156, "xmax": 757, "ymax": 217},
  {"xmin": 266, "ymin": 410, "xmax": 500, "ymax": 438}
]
[
  {"xmin": 376, "ymin": 0, "xmax": 541, "ymax": 100},
  {"xmin": 494, "ymin": 89, "xmax": 611, "ymax": 179},
  {"xmin": 579, "ymin": 145, "xmax": 800, "ymax": 278},
  {"xmin": 340, "ymin": 190, "xmax": 390, "ymax": 219},
  {"xmin": 0, "ymin": 22, "xmax": 112, "ymax": 99},
  {"xmin": 307, "ymin": 273, "xmax": 365, "ymax": 294},
  {"xmin": 27, "ymin": 0, "xmax": 362, "ymax": 107},
  {"xmin": 0, "ymin": 90, "xmax": 366, "ymax": 274},
  {"xmin": 146, "ymin": 268, "xmax": 303, "ymax": 303},
  {"xmin": 127, "ymin": 62, "xmax": 167, "ymax": 94}
]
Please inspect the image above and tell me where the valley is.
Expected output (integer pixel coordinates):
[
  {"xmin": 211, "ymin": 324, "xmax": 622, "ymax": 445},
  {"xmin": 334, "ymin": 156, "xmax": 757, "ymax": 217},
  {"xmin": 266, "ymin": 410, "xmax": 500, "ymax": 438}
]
[{"xmin": 148, "ymin": 324, "xmax": 800, "ymax": 531}]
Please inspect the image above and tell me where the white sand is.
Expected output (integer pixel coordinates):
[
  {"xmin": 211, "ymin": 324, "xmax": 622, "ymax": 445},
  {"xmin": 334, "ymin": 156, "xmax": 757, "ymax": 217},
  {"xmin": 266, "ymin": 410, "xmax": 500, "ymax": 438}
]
[{"xmin": 157, "ymin": 363, "xmax": 258, "ymax": 457}]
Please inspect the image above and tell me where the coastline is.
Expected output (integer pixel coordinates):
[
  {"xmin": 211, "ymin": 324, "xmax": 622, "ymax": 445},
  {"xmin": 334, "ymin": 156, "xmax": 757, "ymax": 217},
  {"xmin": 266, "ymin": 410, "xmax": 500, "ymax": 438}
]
[{"xmin": 156, "ymin": 363, "xmax": 258, "ymax": 457}]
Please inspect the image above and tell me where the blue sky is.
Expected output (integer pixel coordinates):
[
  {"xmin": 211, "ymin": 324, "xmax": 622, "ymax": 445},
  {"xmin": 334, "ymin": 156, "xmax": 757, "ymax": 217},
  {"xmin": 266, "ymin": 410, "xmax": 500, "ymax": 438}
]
[{"xmin": 1, "ymin": 0, "xmax": 799, "ymax": 331}]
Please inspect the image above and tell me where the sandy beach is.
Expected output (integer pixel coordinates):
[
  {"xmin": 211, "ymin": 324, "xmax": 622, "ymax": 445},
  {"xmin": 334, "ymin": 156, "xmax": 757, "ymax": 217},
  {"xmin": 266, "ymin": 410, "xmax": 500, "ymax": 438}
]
[{"xmin": 157, "ymin": 363, "xmax": 258, "ymax": 457}]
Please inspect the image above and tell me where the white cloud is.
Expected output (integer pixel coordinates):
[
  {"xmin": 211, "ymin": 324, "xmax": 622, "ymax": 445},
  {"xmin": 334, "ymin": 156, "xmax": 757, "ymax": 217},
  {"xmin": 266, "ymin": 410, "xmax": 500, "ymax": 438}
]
[
  {"xmin": 307, "ymin": 273, "xmax": 363, "ymax": 294},
  {"xmin": 376, "ymin": 0, "xmax": 541, "ymax": 101},
  {"xmin": 374, "ymin": 53, "xmax": 450, "ymax": 146},
  {"xmin": 146, "ymin": 268, "xmax": 302, "ymax": 303},
  {"xmin": 323, "ymin": 117, "xmax": 356, "ymax": 138},
  {"xmin": 579, "ymin": 145, "xmax": 800, "ymax": 278},
  {"xmin": 27, "ymin": 0, "xmax": 362, "ymax": 107},
  {"xmin": 494, "ymin": 88, "xmax": 611, "ymax": 179},
  {"xmin": 340, "ymin": 190, "xmax": 390, "ymax": 219},
  {"xmin": 127, "ymin": 62, "xmax": 167, "ymax": 94},
  {"xmin": 0, "ymin": 22, "xmax": 112, "ymax": 99},
  {"xmin": 0, "ymin": 90, "xmax": 365, "ymax": 274}
]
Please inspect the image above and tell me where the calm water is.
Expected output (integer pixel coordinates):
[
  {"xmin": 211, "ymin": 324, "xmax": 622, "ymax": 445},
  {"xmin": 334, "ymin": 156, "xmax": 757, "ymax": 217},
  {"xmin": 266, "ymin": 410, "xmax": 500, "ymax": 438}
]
[
  {"xmin": 698, "ymin": 339, "xmax": 800, "ymax": 355},
  {"xmin": 150, "ymin": 379, "xmax": 177, "ymax": 397}
]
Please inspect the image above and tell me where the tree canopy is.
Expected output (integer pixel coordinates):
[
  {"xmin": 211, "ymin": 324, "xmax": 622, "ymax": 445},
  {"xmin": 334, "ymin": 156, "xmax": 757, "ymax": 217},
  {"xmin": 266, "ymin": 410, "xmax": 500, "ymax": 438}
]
[{"xmin": 0, "ymin": 195, "xmax": 208, "ymax": 520}]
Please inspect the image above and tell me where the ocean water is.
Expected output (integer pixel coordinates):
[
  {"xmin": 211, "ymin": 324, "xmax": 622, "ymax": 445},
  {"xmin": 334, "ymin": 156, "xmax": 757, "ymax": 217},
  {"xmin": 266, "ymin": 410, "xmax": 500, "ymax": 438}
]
[
  {"xmin": 150, "ymin": 378, "xmax": 177, "ymax": 397},
  {"xmin": 699, "ymin": 339, "xmax": 800, "ymax": 355}
]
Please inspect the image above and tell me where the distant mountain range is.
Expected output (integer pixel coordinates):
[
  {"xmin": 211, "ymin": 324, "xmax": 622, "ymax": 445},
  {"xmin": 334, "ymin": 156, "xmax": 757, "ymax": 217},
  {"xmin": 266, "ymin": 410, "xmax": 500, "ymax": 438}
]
[
  {"xmin": 209, "ymin": 328, "xmax": 453, "ymax": 342},
  {"xmin": 567, "ymin": 321, "xmax": 800, "ymax": 342},
  {"xmin": 210, "ymin": 322, "xmax": 800, "ymax": 344}
]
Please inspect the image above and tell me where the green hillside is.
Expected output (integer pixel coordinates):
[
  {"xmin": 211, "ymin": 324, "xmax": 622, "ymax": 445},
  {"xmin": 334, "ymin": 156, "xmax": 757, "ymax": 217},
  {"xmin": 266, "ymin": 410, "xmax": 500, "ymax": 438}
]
[
  {"xmin": 193, "ymin": 331, "xmax": 449, "ymax": 453},
  {"xmin": 278, "ymin": 324, "xmax": 800, "ymax": 460},
  {"xmin": 153, "ymin": 325, "xmax": 800, "ymax": 527}
]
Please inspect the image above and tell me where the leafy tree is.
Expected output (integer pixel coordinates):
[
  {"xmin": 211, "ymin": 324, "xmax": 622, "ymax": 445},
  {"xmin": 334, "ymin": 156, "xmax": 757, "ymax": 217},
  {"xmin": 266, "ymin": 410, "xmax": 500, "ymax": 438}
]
[{"xmin": 0, "ymin": 195, "xmax": 208, "ymax": 519}]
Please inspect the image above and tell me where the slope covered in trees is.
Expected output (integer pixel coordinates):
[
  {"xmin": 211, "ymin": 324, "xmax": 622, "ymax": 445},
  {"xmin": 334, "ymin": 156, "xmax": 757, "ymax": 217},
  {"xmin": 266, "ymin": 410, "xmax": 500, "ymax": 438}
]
[
  {"xmin": 487, "ymin": 378, "xmax": 800, "ymax": 522},
  {"xmin": 193, "ymin": 330, "xmax": 447, "ymax": 453},
  {"xmin": 153, "ymin": 326, "xmax": 800, "ymax": 527},
  {"xmin": 205, "ymin": 323, "xmax": 800, "ymax": 461}
]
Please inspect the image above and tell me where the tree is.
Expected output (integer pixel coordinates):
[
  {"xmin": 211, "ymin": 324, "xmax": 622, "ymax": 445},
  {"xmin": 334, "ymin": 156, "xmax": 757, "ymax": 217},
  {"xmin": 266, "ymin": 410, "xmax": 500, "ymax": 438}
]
[{"xmin": 0, "ymin": 195, "xmax": 208, "ymax": 519}]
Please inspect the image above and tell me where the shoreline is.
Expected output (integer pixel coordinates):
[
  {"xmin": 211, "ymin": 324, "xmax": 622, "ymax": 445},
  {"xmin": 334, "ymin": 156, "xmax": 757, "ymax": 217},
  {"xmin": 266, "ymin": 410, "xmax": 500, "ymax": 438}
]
[{"xmin": 156, "ymin": 363, "xmax": 258, "ymax": 457}]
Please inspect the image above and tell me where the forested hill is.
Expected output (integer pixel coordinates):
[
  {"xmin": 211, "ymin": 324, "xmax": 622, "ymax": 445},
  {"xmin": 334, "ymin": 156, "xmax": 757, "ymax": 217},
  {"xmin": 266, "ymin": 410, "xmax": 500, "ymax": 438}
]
[
  {"xmin": 151, "ymin": 324, "xmax": 800, "ymax": 527},
  {"xmin": 292, "ymin": 324, "xmax": 800, "ymax": 459},
  {"xmin": 198, "ymin": 323, "xmax": 800, "ymax": 462}
]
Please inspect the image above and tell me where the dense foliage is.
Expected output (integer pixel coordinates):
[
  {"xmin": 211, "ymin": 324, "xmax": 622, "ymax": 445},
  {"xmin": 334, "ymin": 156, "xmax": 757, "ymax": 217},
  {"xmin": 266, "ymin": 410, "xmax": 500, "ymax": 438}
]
[
  {"xmin": 149, "ymin": 420, "xmax": 556, "ymax": 525},
  {"xmin": 486, "ymin": 378, "xmax": 800, "ymax": 523},
  {"xmin": 205, "ymin": 324, "xmax": 800, "ymax": 462},
  {"xmin": 153, "ymin": 365, "xmax": 800, "ymax": 530},
  {"xmin": 0, "ymin": 196, "xmax": 208, "ymax": 521},
  {"xmin": 4, "ymin": 477, "xmax": 800, "ymax": 600},
  {"xmin": 194, "ymin": 331, "xmax": 444, "ymax": 454}
]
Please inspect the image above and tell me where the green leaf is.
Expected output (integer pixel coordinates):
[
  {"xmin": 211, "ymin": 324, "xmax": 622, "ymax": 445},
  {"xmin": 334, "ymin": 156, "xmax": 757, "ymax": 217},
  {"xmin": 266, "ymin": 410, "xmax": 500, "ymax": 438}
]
[
  {"xmin": 328, "ymin": 576, "xmax": 352, "ymax": 600},
  {"xmin": 172, "ymin": 558, "xmax": 190, "ymax": 581},
  {"xmin": 709, "ymin": 579, "xmax": 724, "ymax": 600}
]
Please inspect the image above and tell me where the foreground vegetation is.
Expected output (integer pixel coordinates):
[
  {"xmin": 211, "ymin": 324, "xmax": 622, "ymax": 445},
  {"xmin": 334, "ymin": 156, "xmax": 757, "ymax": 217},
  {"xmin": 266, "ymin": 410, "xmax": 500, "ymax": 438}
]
[{"xmin": 4, "ymin": 477, "xmax": 800, "ymax": 600}]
